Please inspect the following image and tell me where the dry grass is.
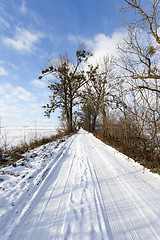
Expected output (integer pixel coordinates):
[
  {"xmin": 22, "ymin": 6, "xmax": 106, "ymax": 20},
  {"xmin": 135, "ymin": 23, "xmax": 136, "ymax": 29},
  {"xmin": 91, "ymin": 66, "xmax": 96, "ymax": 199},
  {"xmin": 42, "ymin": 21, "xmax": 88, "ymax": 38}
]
[
  {"xmin": 0, "ymin": 131, "xmax": 76, "ymax": 168},
  {"xmin": 93, "ymin": 130, "xmax": 160, "ymax": 174}
]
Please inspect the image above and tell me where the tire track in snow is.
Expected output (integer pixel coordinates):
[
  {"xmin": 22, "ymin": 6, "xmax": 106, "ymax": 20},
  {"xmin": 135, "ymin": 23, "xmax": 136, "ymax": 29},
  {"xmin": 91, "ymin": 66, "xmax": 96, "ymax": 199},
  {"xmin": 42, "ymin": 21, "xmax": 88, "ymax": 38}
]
[
  {"xmin": 63, "ymin": 136, "xmax": 93, "ymax": 239},
  {"xmin": 87, "ymin": 133, "xmax": 160, "ymax": 239},
  {"xmin": 63, "ymin": 134, "xmax": 108, "ymax": 240},
  {"xmin": 7, "ymin": 134, "xmax": 77, "ymax": 240},
  {"xmin": 95, "ymin": 138, "xmax": 160, "ymax": 219},
  {"xmin": 49, "ymin": 142, "xmax": 78, "ymax": 239},
  {"xmin": 82, "ymin": 136, "xmax": 114, "ymax": 240},
  {"xmin": 5, "ymin": 130, "xmax": 160, "ymax": 240}
]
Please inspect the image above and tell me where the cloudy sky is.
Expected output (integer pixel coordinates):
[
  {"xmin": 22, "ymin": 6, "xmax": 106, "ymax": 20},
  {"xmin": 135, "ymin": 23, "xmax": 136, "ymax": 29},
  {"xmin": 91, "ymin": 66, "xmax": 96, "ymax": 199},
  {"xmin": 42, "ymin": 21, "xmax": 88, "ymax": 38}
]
[{"xmin": 0, "ymin": 0, "xmax": 125, "ymax": 127}]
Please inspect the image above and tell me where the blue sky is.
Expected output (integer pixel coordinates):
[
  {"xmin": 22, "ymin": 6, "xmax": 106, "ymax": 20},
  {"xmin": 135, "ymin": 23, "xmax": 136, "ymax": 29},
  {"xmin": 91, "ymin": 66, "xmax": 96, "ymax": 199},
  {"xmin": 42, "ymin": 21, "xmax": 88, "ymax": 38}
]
[{"xmin": 0, "ymin": 0, "xmax": 124, "ymax": 127}]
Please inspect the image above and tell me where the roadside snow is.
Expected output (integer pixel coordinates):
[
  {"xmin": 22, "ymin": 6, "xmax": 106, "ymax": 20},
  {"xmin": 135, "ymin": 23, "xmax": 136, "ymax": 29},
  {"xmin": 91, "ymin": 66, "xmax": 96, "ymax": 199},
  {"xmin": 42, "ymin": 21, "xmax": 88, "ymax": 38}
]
[
  {"xmin": 0, "ymin": 134, "xmax": 69, "ymax": 239},
  {"xmin": 0, "ymin": 129, "xmax": 160, "ymax": 240}
]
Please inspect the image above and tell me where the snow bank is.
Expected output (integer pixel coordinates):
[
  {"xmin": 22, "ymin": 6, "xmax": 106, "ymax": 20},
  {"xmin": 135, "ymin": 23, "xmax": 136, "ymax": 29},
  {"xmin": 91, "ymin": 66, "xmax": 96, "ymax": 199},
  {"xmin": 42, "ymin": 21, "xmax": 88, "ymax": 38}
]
[{"xmin": 0, "ymin": 134, "xmax": 70, "ymax": 239}]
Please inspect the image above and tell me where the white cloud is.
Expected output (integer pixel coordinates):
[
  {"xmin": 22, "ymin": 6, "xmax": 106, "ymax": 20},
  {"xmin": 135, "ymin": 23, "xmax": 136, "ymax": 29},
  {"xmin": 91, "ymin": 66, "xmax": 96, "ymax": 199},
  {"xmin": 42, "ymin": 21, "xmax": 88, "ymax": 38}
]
[
  {"xmin": 31, "ymin": 79, "xmax": 48, "ymax": 89},
  {"xmin": 0, "ymin": 17, "xmax": 10, "ymax": 29},
  {"xmin": 68, "ymin": 33, "xmax": 93, "ymax": 48},
  {"xmin": 68, "ymin": 29, "xmax": 127, "ymax": 60},
  {"xmin": 12, "ymin": 87, "xmax": 35, "ymax": 102},
  {"xmin": 2, "ymin": 27, "xmax": 43, "ymax": 53},
  {"xmin": 0, "ymin": 81, "xmax": 58, "ymax": 126},
  {"xmin": 0, "ymin": 66, "xmax": 9, "ymax": 76},
  {"xmin": 0, "ymin": 83, "xmax": 42, "ymax": 126},
  {"xmin": 0, "ymin": 83, "xmax": 36, "ymax": 102},
  {"xmin": 88, "ymin": 33, "xmax": 119, "ymax": 57},
  {"xmin": 20, "ymin": 0, "xmax": 26, "ymax": 14}
]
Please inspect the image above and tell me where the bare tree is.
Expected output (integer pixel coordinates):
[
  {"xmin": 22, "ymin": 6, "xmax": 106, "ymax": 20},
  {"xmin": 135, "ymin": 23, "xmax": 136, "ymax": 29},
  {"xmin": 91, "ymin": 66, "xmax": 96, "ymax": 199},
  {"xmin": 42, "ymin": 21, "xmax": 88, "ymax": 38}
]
[
  {"xmin": 39, "ymin": 47, "xmax": 92, "ymax": 132},
  {"xmin": 118, "ymin": 27, "xmax": 160, "ymax": 93},
  {"xmin": 122, "ymin": 0, "xmax": 160, "ymax": 44},
  {"xmin": 116, "ymin": 0, "xmax": 160, "ymax": 152},
  {"xmin": 118, "ymin": 0, "xmax": 160, "ymax": 94},
  {"xmin": 80, "ymin": 56, "xmax": 116, "ymax": 133},
  {"xmin": 0, "ymin": 116, "xmax": 1, "ymax": 135}
]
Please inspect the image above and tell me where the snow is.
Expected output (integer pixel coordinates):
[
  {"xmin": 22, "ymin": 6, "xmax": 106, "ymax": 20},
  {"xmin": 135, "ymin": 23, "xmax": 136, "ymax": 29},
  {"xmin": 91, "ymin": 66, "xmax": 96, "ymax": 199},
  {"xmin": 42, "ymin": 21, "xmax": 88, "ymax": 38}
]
[
  {"xmin": 0, "ymin": 126, "xmax": 57, "ymax": 149},
  {"xmin": 0, "ymin": 129, "xmax": 160, "ymax": 239}
]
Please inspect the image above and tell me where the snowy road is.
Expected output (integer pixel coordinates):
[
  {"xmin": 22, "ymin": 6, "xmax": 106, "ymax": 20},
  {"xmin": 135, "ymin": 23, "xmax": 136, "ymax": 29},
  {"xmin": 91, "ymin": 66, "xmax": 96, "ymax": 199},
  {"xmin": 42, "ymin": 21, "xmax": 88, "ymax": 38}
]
[{"xmin": 6, "ymin": 129, "xmax": 160, "ymax": 239}]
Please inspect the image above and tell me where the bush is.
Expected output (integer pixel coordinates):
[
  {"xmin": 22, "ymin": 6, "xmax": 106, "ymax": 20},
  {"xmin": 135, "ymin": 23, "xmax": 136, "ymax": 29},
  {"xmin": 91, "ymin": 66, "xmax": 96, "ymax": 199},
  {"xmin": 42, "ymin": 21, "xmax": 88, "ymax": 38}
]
[{"xmin": 93, "ymin": 120, "xmax": 160, "ymax": 174}]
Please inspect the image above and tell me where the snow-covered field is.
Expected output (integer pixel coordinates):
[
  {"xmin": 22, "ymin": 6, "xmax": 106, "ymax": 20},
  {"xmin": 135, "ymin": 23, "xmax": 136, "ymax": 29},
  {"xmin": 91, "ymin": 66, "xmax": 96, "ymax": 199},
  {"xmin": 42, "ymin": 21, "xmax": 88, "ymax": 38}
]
[
  {"xmin": 0, "ymin": 126, "xmax": 57, "ymax": 149},
  {"xmin": 0, "ymin": 129, "xmax": 160, "ymax": 240}
]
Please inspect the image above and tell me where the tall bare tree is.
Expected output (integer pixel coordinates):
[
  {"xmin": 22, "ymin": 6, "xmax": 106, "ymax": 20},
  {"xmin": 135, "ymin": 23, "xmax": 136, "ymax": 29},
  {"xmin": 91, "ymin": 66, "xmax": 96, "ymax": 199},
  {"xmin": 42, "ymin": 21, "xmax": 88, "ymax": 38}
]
[
  {"xmin": 117, "ymin": 0, "xmax": 160, "ymax": 151},
  {"xmin": 39, "ymin": 48, "xmax": 92, "ymax": 132},
  {"xmin": 118, "ymin": 0, "xmax": 160, "ymax": 93},
  {"xmin": 80, "ymin": 56, "xmax": 115, "ymax": 133}
]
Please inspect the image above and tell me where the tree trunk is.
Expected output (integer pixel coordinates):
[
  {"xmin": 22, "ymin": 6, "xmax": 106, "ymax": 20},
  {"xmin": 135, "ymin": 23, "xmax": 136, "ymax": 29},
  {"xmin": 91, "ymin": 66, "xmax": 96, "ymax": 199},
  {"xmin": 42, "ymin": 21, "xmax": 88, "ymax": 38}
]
[
  {"xmin": 102, "ymin": 108, "xmax": 107, "ymax": 137},
  {"xmin": 88, "ymin": 113, "xmax": 91, "ymax": 132},
  {"xmin": 91, "ymin": 115, "xmax": 97, "ymax": 132},
  {"xmin": 68, "ymin": 96, "xmax": 73, "ymax": 132}
]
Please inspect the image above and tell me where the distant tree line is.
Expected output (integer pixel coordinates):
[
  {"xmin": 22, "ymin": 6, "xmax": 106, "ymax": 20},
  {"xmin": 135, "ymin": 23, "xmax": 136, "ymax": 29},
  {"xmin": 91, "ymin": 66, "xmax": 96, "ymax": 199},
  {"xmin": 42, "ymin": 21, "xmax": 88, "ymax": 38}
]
[{"xmin": 40, "ymin": 0, "xmax": 160, "ymax": 170}]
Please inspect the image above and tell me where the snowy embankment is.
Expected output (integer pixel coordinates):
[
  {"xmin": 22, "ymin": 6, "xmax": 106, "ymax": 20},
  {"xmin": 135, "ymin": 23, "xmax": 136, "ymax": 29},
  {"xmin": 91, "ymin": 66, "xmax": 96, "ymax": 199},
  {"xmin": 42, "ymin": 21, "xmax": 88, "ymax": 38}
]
[
  {"xmin": 1, "ymin": 129, "xmax": 160, "ymax": 240},
  {"xmin": 0, "ymin": 126, "xmax": 57, "ymax": 149},
  {"xmin": 0, "ymin": 134, "xmax": 69, "ymax": 239}
]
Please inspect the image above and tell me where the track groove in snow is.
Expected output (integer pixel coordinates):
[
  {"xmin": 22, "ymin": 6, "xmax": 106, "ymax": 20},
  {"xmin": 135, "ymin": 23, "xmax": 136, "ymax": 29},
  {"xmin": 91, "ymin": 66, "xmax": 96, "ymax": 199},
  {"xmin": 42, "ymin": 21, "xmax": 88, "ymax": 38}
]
[
  {"xmin": 86, "ymin": 135, "xmax": 160, "ymax": 239},
  {"xmin": 2, "ymin": 129, "xmax": 160, "ymax": 240}
]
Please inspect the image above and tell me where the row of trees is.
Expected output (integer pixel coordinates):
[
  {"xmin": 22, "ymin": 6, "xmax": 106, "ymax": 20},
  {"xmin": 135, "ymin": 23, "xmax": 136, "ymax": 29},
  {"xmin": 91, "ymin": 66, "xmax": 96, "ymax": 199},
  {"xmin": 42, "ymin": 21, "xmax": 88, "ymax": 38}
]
[
  {"xmin": 117, "ymin": 0, "xmax": 160, "ymax": 157},
  {"xmin": 39, "ymin": 50, "xmax": 116, "ymax": 133},
  {"xmin": 40, "ymin": 0, "xmax": 160, "ymax": 166}
]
